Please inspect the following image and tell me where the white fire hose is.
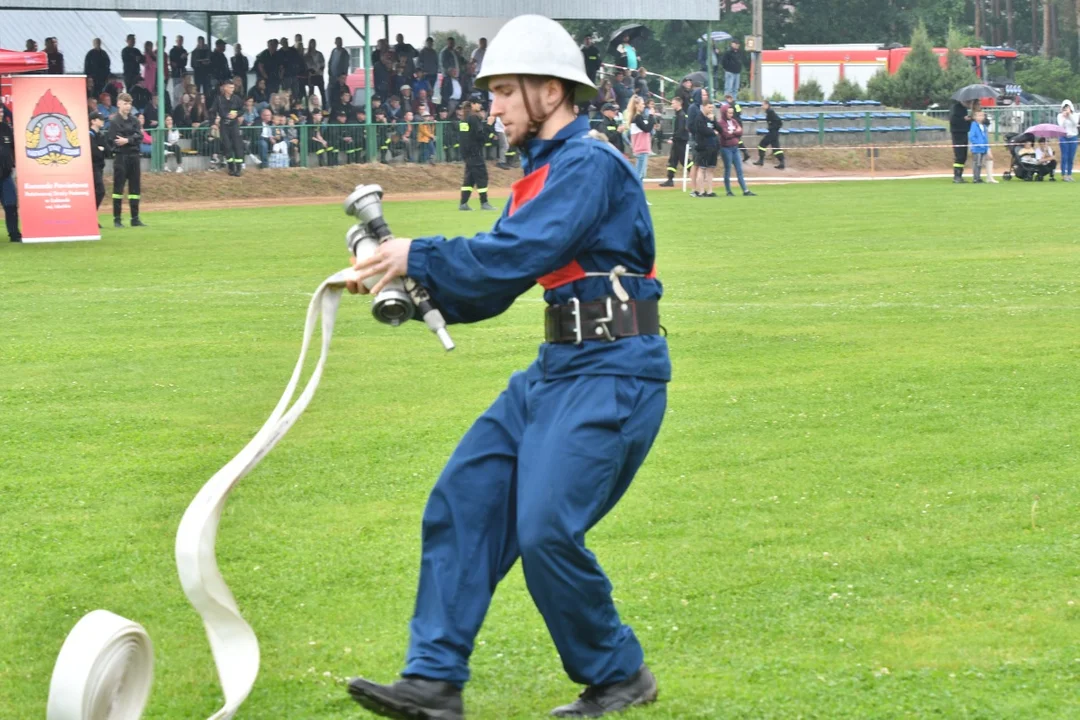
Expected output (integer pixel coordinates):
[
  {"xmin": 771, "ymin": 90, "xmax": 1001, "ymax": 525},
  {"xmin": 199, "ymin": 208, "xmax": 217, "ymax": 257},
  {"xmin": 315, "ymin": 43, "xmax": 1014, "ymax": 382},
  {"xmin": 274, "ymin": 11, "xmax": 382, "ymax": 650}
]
[
  {"xmin": 45, "ymin": 185, "xmax": 449, "ymax": 720},
  {"xmin": 47, "ymin": 267, "xmax": 359, "ymax": 720}
]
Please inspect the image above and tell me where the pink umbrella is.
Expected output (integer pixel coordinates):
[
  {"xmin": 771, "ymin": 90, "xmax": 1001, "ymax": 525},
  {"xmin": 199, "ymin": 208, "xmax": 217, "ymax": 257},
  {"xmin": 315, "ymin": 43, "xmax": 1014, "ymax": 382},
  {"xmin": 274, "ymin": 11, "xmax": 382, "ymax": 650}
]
[{"xmin": 1024, "ymin": 123, "xmax": 1068, "ymax": 138}]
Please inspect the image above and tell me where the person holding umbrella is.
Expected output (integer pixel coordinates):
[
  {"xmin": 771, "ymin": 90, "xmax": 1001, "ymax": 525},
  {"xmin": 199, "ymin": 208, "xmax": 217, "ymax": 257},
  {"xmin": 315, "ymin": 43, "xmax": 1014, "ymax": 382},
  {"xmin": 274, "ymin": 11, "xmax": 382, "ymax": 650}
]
[
  {"xmin": 949, "ymin": 99, "xmax": 973, "ymax": 183},
  {"xmin": 949, "ymin": 85, "xmax": 999, "ymax": 183},
  {"xmin": 609, "ymin": 24, "xmax": 645, "ymax": 71},
  {"xmin": 1058, "ymin": 100, "xmax": 1077, "ymax": 182}
]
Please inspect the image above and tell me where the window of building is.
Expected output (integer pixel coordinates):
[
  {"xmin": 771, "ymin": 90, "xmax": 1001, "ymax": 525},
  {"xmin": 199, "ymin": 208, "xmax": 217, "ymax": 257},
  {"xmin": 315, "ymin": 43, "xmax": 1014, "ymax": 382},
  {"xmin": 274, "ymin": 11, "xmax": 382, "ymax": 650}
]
[{"xmin": 348, "ymin": 47, "xmax": 363, "ymax": 70}]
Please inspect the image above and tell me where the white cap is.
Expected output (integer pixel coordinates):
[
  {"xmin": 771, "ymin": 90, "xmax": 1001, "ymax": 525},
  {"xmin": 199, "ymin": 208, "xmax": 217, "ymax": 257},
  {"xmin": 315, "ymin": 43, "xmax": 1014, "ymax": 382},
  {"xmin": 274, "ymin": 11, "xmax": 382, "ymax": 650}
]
[{"xmin": 474, "ymin": 15, "xmax": 597, "ymax": 103}]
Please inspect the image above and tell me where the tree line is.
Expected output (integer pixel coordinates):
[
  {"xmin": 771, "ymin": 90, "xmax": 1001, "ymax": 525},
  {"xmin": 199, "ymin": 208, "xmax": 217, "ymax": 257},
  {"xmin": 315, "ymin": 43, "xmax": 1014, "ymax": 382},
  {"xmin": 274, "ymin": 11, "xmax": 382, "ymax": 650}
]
[{"xmin": 561, "ymin": 1, "xmax": 1080, "ymax": 102}]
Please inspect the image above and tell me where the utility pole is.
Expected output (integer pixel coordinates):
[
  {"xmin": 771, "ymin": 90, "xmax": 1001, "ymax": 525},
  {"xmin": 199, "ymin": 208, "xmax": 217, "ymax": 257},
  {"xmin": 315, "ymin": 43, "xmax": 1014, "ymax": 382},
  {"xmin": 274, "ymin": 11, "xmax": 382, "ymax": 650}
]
[{"xmin": 752, "ymin": 0, "xmax": 763, "ymax": 100}]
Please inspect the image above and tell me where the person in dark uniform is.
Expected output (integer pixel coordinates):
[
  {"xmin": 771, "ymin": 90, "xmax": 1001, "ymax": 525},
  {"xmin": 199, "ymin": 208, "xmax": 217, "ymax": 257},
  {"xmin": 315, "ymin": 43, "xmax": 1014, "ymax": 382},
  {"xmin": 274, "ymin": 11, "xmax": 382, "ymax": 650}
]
[
  {"xmin": 753, "ymin": 98, "xmax": 785, "ymax": 170},
  {"xmin": 950, "ymin": 99, "xmax": 973, "ymax": 183},
  {"xmin": 599, "ymin": 103, "xmax": 625, "ymax": 154},
  {"xmin": 344, "ymin": 16, "xmax": 668, "ymax": 719},
  {"xmin": 459, "ymin": 92, "xmax": 496, "ymax": 211},
  {"xmin": 660, "ymin": 95, "xmax": 689, "ymax": 186},
  {"xmin": 210, "ymin": 40, "xmax": 232, "ymax": 94},
  {"xmin": 1, "ymin": 106, "xmax": 20, "ymax": 242},
  {"xmin": 675, "ymin": 77, "xmax": 693, "ymax": 113},
  {"xmin": 212, "ymin": 78, "xmax": 245, "ymax": 175},
  {"xmin": 106, "ymin": 93, "xmax": 146, "ymax": 228},
  {"xmin": 581, "ymin": 35, "xmax": 602, "ymax": 83},
  {"xmin": 121, "ymin": 35, "xmax": 144, "ymax": 93},
  {"xmin": 88, "ymin": 111, "xmax": 107, "ymax": 227}
]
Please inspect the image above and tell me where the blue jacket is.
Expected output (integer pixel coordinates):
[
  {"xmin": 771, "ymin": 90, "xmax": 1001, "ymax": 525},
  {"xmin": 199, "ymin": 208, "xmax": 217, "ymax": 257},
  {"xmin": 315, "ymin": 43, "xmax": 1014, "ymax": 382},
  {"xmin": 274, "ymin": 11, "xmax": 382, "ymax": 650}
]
[
  {"xmin": 968, "ymin": 122, "xmax": 989, "ymax": 154},
  {"xmin": 406, "ymin": 115, "xmax": 670, "ymax": 382}
]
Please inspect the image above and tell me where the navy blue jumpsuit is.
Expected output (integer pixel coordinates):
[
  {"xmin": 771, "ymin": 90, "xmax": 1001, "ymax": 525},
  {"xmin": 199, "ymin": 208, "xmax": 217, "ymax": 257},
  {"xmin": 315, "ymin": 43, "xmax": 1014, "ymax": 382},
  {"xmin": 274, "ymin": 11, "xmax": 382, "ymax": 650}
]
[{"xmin": 400, "ymin": 114, "xmax": 671, "ymax": 689}]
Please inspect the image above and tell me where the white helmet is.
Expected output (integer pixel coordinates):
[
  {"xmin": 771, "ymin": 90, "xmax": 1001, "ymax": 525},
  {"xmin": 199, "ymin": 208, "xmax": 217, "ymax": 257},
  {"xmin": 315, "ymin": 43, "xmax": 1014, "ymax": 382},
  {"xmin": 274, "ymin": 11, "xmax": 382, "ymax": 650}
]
[{"xmin": 474, "ymin": 15, "xmax": 597, "ymax": 103}]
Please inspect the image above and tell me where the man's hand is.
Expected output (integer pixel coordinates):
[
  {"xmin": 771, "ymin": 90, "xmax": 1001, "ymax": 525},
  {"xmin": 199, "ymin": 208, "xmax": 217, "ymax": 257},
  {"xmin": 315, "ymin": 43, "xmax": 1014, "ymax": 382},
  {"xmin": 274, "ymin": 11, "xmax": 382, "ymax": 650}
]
[
  {"xmin": 115, "ymin": 137, "xmax": 129, "ymax": 146},
  {"xmin": 346, "ymin": 237, "xmax": 413, "ymax": 295}
]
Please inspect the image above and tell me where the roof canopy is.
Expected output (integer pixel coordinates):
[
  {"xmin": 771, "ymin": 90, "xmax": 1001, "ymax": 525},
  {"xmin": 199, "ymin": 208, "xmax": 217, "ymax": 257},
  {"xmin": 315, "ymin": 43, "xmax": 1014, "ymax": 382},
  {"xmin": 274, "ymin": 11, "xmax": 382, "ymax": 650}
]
[
  {"xmin": 2, "ymin": 0, "xmax": 718, "ymax": 20},
  {"xmin": 0, "ymin": 48, "xmax": 48, "ymax": 74}
]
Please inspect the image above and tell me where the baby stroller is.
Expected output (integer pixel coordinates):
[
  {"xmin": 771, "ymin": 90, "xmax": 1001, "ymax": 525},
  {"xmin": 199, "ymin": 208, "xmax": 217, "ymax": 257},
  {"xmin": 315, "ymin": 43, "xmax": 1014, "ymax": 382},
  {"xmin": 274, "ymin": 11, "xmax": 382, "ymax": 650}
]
[{"xmin": 1002, "ymin": 132, "xmax": 1053, "ymax": 181}]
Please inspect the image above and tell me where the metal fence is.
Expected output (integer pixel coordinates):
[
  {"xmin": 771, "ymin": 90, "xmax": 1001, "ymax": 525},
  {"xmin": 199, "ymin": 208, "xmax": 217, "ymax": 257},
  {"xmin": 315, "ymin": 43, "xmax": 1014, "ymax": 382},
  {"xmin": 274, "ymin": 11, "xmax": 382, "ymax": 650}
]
[
  {"xmin": 144, "ymin": 120, "xmax": 513, "ymax": 172},
  {"xmin": 138, "ymin": 104, "xmax": 1065, "ymax": 172},
  {"xmin": 923, "ymin": 104, "xmax": 1062, "ymax": 142}
]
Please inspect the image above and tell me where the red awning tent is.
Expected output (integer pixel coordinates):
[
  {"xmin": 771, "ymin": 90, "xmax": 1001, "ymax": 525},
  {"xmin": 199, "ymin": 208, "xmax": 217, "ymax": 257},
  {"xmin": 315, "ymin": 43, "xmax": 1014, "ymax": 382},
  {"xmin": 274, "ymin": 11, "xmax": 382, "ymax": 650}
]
[{"xmin": 0, "ymin": 48, "xmax": 48, "ymax": 74}]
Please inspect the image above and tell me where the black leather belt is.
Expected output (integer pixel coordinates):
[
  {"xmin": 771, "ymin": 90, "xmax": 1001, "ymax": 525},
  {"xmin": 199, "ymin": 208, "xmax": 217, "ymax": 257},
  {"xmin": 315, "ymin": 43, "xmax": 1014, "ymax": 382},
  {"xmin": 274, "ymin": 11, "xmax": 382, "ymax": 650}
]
[{"xmin": 545, "ymin": 297, "xmax": 661, "ymax": 344}]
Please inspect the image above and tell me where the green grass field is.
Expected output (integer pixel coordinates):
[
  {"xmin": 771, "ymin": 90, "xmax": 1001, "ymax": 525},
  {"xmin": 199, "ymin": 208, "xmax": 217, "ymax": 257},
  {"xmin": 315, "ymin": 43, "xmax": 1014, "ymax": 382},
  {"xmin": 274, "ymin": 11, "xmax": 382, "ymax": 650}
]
[{"xmin": 2, "ymin": 180, "xmax": 1079, "ymax": 719}]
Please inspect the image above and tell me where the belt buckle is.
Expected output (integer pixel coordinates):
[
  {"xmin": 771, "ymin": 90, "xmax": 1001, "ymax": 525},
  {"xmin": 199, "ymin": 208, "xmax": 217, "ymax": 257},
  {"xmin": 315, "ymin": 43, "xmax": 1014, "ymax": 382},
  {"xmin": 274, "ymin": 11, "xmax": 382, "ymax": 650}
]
[
  {"xmin": 594, "ymin": 297, "xmax": 615, "ymax": 341},
  {"xmin": 569, "ymin": 297, "xmax": 583, "ymax": 344}
]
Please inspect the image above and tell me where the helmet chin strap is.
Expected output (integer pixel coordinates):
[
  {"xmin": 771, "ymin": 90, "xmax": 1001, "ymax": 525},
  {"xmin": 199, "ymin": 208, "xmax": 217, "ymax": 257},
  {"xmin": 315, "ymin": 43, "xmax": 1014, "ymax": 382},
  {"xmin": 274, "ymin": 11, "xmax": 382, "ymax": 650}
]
[{"xmin": 517, "ymin": 76, "xmax": 571, "ymax": 142}]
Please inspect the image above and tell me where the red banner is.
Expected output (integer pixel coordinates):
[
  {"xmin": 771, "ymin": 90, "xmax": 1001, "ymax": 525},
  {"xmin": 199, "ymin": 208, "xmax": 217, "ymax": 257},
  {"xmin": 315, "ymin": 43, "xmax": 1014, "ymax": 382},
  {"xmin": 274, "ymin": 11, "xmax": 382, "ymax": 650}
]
[{"xmin": 11, "ymin": 75, "xmax": 99, "ymax": 242}]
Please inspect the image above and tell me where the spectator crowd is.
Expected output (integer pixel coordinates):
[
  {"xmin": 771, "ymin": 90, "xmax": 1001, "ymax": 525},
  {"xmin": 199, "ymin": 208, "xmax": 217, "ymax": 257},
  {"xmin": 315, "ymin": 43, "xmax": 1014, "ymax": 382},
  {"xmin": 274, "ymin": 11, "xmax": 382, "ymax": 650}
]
[{"xmin": 18, "ymin": 28, "xmax": 681, "ymax": 175}]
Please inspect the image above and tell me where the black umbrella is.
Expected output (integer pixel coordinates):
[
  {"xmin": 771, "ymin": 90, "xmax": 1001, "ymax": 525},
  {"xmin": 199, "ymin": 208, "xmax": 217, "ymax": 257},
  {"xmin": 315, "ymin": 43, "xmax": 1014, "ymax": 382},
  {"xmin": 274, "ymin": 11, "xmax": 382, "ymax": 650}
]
[
  {"xmin": 951, "ymin": 84, "xmax": 1000, "ymax": 102},
  {"xmin": 682, "ymin": 71, "xmax": 709, "ymax": 86},
  {"xmin": 608, "ymin": 24, "xmax": 648, "ymax": 57}
]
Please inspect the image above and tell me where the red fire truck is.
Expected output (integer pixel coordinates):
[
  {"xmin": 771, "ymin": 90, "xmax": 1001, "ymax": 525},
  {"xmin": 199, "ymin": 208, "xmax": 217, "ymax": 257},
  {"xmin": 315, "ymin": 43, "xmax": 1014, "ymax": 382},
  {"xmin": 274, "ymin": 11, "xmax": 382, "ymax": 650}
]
[{"xmin": 761, "ymin": 44, "xmax": 1019, "ymax": 105}]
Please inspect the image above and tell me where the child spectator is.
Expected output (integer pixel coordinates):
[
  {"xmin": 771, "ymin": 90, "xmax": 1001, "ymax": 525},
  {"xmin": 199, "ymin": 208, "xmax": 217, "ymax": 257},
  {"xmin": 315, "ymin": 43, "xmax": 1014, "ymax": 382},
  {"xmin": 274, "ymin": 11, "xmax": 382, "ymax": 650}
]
[
  {"xmin": 163, "ymin": 114, "xmax": 183, "ymax": 172},
  {"xmin": 968, "ymin": 109, "xmax": 989, "ymax": 183},
  {"xmin": 285, "ymin": 115, "xmax": 300, "ymax": 166},
  {"xmin": 418, "ymin": 112, "xmax": 436, "ymax": 164},
  {"xmin": 439, "ymin": 107, "xmax": 456, "ymax": 161}
]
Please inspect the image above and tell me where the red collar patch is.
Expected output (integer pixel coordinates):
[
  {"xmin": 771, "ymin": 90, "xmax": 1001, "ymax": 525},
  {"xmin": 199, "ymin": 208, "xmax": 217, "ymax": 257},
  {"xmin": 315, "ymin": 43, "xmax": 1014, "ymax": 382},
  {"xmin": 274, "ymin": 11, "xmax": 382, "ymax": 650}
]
[{"xmin": 508, "ymin": 163, "xmax": 550, "ymax": 217}]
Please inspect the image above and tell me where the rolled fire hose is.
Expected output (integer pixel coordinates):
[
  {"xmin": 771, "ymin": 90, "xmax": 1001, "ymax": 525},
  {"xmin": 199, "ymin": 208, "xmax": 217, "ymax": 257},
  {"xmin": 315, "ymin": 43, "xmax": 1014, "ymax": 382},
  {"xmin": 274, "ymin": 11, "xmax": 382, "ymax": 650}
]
[{"xmin": 47, "ymin": 267, "xmax": 359, "ymax": 720}]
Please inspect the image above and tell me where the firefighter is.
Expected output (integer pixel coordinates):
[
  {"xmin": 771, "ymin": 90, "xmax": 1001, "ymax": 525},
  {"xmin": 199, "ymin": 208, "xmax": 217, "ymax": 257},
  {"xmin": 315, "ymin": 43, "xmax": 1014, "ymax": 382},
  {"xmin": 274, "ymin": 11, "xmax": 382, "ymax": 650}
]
[
  {"xmin": 753, "ymin": 98, "xmax": 785, "ymax": 170},
  {"xmin": 212, "ymin": 78, "xmax": 245, "ymax": 176},
  {"xmin": 599, "ymin": 102, "xmax": 625, "ymax": 154},
  {"xmin": 950, "ymin": 99, "xmax": 973, "ymax": 183},
  {"xmin": 1, "ymin": 106, "xmax": 19, "ymax": 242},
  {"xmin": 345, "ymin": 13, "xmax": 668, "ymax": 720},
  {"xmin": 307, "ymin": 108, "xmax": 330, "ymax": 165},
  {"xmin": 88, "ymin": 111, "xmax": 107, "ymax": 227},
  {"xmin": 106, "ymin": 93, "xmax": 145, "ymax": 228},
  {"xmin": 459, "ymin": 91, "xmax": 496, "ymax": 211},
  {"xmin": 724, "ymin": 93, "xmax": 752, "ymax": 162},
  {"xmin": 660, "ymin": 94, "xmax": 689, "ymax": 186}
]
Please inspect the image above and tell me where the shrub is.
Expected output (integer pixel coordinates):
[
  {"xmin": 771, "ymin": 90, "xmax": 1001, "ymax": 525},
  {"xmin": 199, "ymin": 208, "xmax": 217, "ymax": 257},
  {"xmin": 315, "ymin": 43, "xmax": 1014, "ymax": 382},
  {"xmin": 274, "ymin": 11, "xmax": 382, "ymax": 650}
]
[
  {"xmin": 938, "ymin": 25, "xmax": 980, "ymax": 106},
  {"xmin": 768, "ymin": 90, "xmax": 787, "ymax": 102},
  {"xmin": 829, "ymin": 77, "xmax": 865, "ymax": 103},
  {"xmin": 1015, "ymin": 55, "xmax": 1080, "ymax": 102},
  {"xmin": 795, "ymin": 79, "xmax": 825, "ymax": 101},
  {"xmin": 866, "ymin": 70, "xmax": 896, "ymax": 105},
  {"xmin": 891, "ymin": 21, "xmax": 944, "ymax": 108}
]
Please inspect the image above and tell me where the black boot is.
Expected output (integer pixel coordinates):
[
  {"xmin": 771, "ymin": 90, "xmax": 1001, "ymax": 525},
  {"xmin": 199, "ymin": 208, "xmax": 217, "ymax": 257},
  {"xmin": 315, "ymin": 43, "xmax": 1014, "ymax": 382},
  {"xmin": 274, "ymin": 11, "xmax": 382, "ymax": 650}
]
[
  {"xmin": 752, "ymin": 149, "xmax": 765, "ymax": 166},
  {"xmin": 550, "ymin": 665, "xmax": 658, "ymax": 718},
  {"xmin": 775, "ymin": 154, "xmax": 785, "ymax": 170},
  {"xmin": 742, "ymin": 148, "xmax": 751, "ymax": 162},
  {"xmin": 659, "ymin": 171, "xmax": 674, "ymax": 187},
  {"xmin": 953, "ymin": 167, "xmax": 965, "ymax": 183},
  {"xmin": 4, "ymin": 205, "xmax": 20, "ymax": 242},
  {"xmin": 347, "ymin": 676, "xmax": 464, "ymax": 720}
]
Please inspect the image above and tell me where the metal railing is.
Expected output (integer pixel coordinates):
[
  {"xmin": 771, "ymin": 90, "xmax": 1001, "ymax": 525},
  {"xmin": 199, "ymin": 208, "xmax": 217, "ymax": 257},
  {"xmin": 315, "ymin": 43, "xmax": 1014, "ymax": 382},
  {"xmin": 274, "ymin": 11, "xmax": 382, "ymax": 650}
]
[
  {"xmin": 923, "ymin": 104, "xmax": 1062, "ymax": 142},
  {"xmin": 144, "ymin": 120, "xmax": 513, "ymax": 172}
]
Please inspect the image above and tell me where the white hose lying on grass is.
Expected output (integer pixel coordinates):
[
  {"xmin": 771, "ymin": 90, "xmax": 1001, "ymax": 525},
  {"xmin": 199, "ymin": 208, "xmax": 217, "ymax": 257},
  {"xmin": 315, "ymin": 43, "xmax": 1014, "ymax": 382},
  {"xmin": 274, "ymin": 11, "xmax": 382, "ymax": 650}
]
[{"xmin": 48, "ymin": 268, "xmax": 358, "ymax": 720}]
